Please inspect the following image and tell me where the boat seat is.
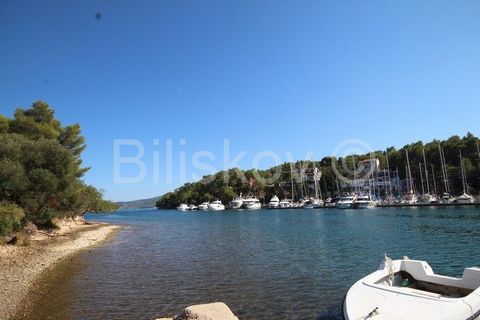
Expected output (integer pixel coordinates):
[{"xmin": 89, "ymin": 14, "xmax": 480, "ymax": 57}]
[{"xmin": 393, "ymin": 271, "xmax": 474, "ymax": 297}]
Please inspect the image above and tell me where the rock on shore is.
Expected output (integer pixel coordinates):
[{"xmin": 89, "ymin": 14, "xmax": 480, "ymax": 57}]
[{"xmin": 156, "ymin": 302, "xmax": 239, "ymax": 320}]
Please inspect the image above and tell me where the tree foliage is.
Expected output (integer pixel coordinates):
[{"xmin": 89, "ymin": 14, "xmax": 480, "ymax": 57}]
[
  {"xmin": 0, "ymin": 202, "xmax": 24, "ymax": 237},
  {"xmin": 0, "ymin": 101, "xmax": 117, "ymax": 231}
]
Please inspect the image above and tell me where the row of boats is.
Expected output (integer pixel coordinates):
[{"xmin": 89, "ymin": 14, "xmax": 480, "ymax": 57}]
[
  {"xmin": 177, "ymin": 191, "xmax": 477, "ymax": 211},
  {"xmin": 177, "ymin": 196, "xmax": 261, "ymax": 211},
  {"xmin": 176, "ymin": 193, "xmax": 377, "ymax": 211}
]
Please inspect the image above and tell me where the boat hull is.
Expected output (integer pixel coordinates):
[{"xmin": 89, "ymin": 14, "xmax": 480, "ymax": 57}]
[
  {"xmin": 344, "ymin": 258, "xmax": 480, "ymax": 320},
  {"xmin": 354, "ymin": 202, "xmax": 376, "ymax": 209},
  {"xmin": 457, "ymin": 199, "xmax": 474, "ymax": 204},
  {"xmin": 336, "ymin": 202, "xmax": 354, "ymax": 209},
  {"xmin": 230, "ymin": 202, "xmax": 243, "ymax": 209},
  {"xmin": 244, "ymin": 204, "xmax": 261, "ymax": 210},
  {"xmin": 208, "ymin": 205, "xmax": 225, "ymax": 211}
]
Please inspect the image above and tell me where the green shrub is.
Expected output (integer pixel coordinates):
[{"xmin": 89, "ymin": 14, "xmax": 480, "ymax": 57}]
[
  {"xmin": 14, "ymin": 230, "xmax": 31, "ymax": 246},
  {"xmin": 34, "ymin": 209, "xmax": 60, "ymax": 229},
  {"xmin": 0, "ymin": 201, "xmax": 24, "ymax": 236}
]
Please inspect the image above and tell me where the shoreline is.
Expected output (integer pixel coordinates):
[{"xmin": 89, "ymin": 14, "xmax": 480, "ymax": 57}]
[{"xmin": 0, "ymin": 220, "xmax": 120, "ymax": 320}]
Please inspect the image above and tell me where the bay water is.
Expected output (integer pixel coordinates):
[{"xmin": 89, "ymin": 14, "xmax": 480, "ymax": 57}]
[{"xmin": 22, "ymin": 207, "xmax": 480, "ymax": 319}]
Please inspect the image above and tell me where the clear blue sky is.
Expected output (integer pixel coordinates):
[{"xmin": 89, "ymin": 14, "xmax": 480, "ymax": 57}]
[{"xmin": 1, "ymin": 0, "xmax": 479, "ymax": 201}]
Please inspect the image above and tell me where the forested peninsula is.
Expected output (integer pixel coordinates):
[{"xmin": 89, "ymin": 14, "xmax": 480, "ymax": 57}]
[
  {"xmin": 156, "ymin": 133, "xmax": 480, "ymax": 209},
  {"xmin": 0, "ymin": 101, "xmax": 117, "ymax": 241}
]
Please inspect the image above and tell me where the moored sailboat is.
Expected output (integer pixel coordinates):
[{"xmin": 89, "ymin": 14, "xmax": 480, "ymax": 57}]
[
  {"xmin": 278, "ymin": 199, "xmax": 293, "ymax": 208},
  {"xmin": 457, "ymin": 151, "xmax": 474, "ymax": 204}
]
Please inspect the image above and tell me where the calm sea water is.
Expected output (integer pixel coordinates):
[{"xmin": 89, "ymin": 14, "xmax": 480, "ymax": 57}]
[{"xmin": 22, "ymin": 207, "xmax": 480, "ymax": 320}]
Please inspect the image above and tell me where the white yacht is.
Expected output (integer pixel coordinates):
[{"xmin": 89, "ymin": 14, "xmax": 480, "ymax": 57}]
[
  {"xmin": 417, "ymin": 193, "xmax": 433, "ymax": 204},
  {"xmin": 324, "ymin": 197, "xmax": 337, "ymax": 208},
  {"xmin": 303, "ymin": 198, "xmax": 324, "ymax": 209},
  {"xmin": 208, "ymin": 200, "xmax": 225, "ymax": 211},
  {"xmin": 188, "ymin": 204, "xmax": 197, "ymax": 211},
  {"xmin": 336, "ymin": 194, "xmax": 356, "ymax": 209},
  {"xmin": 229, "ymin": 194, "xmax": 244, "ymax": 209},
  {"xmin": 243, "ymin": 197, "xmax": 261, "ymax": 210},
  {"xmin": 354, "ymin": 193, "xmax": 376, "ymax": 209},
  {"xmin": 177, "ymin": 203, "xmax": 189, "ymax": 211},
  {"xmin": 440, "ymin": 192, "xmax": 453, "ymax": 204},
  {"xmin": 457, "ymin": 193, "xmax": 474, "ymax": 204},
  {"xmin": 344, "ymin": 256, "xmax": 480, "ymax": 320},
  {"xmin": 198, "ymin": 202, "xmax": 209, "ymax": 211},
  {"xmin": 268, "ymin": 195, "xmax": 280, "ymax": 208},
  {"xmin": 278, "ymin": 199, "xmax": 293, "ymax": 208}
]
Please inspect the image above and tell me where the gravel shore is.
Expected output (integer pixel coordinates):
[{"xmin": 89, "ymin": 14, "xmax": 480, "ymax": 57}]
[{"xmin": 0, "ymin": 220, "xmax": 120, "ymax": 320}]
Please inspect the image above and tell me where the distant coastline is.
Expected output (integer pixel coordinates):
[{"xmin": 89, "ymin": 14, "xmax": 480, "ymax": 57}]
[{"xmin": 115, "ymin": 196, "xmax": 161, "ymax": 210}]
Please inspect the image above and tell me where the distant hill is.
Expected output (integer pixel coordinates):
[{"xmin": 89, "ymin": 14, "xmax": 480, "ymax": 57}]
[{"xmin": 116, "ymin": 196, "xmax": 161, "ymax": 210}]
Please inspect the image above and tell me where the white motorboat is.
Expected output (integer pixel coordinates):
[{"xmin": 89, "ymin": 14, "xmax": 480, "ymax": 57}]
[
  {"xmin": 188, "ymin": 204, "xmax": 197, "ymax": 211},
  {"xmin": 417, "ymin": 194, "xmax": 433, "ymax": 204},
  {"xmin": 230, "ymin": 194, "xmax": 244, "ymax": 209},
  {"xmin": 440, "ymin": 193, "xmax": 453, "ymax": 204},
  {"xmin": 324, "ymin": 197, "xmax": 337, "ymax": 208},
  {"xmin": 268, "ymin": 195, "xmax": 280, "ymax": 208},
  {"xmin": 198, "ymin": 202, "xmax": 209, "ymax": 211},
  {"xmin": 243, "ymin": 197, "xmax": 261, "ymax": 210},
  {"xmin": 336, "ymin": 194, "xmax": 356, "ymax": 209},
  {"xmin": 177, "ymin": 203, "xmax": 189, "ymax": 211},
  {"xmin": 354, "ymin": 193, "xmax": 376, "ymax": 209},
  {"xmin": 303, "ymin": 198, "xmax": 324, "ymax": 209},
  {"xmin": 208, "ymin": 200, "xmax": 225, "ymax": 211},
  {"xmin": 344, "ymin": 256, "xmax": 480, "ymax": 320},
  {"xmin": 279, "ymin": 199, "xmax": 293, "ymax": 208},
  {"xmin": 457, "ymin": 193, "xmax": 474, "ymax": 204}
]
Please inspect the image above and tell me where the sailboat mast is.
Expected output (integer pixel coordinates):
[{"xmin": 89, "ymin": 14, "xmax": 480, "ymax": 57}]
[
  {"xmin": 422, "ymin": 148, "xmax": 430, "ymax": 194},
  {"xmin": 316, "ymin": 169, "xmax": 323, "ymax": 200},
  {"xmin": 405, "ymin": 165, "xmax": 409, "ymax": 194},
  {"xmin": 371, "ymin": 167, "xmax": 375, "ymax": 196},
  {"xmin": 438, "ymin": 143, "xmax": 447, "ymax": 193},
  {"xmin": 299, "ymin": 166, "xmax": 304, "ymax": 200},
  {"xmin": 431, "ymin": 164, "xmax": 437, "ymax": 195},
  {"xmin": 419, "ymin": 162, "xmax": 425, "ymax": 195},
  {"xmin": 441, "ymin": 146, "xmax": 450, "ymax": 193},
  {"xmin": 386, "ymin": 151, "xmax": 392, "ymax": 198},
  {"xmin": 352, "ymin": 155, "xmax": 357, "ymax": 194},
  {"xmin": 290, "ymin": 163, "xmax": 295, "ymax": 201},
  {"xmin": 395, "ymin": 167, "xmax": 400, "ymax": 196},
  {"xmin": 459, "ymin": 151, "xmax": 466, "ymax": 194},
  {"xmin": 406, "ymin": 150, "xmax": 413, "ymax": 193}
]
